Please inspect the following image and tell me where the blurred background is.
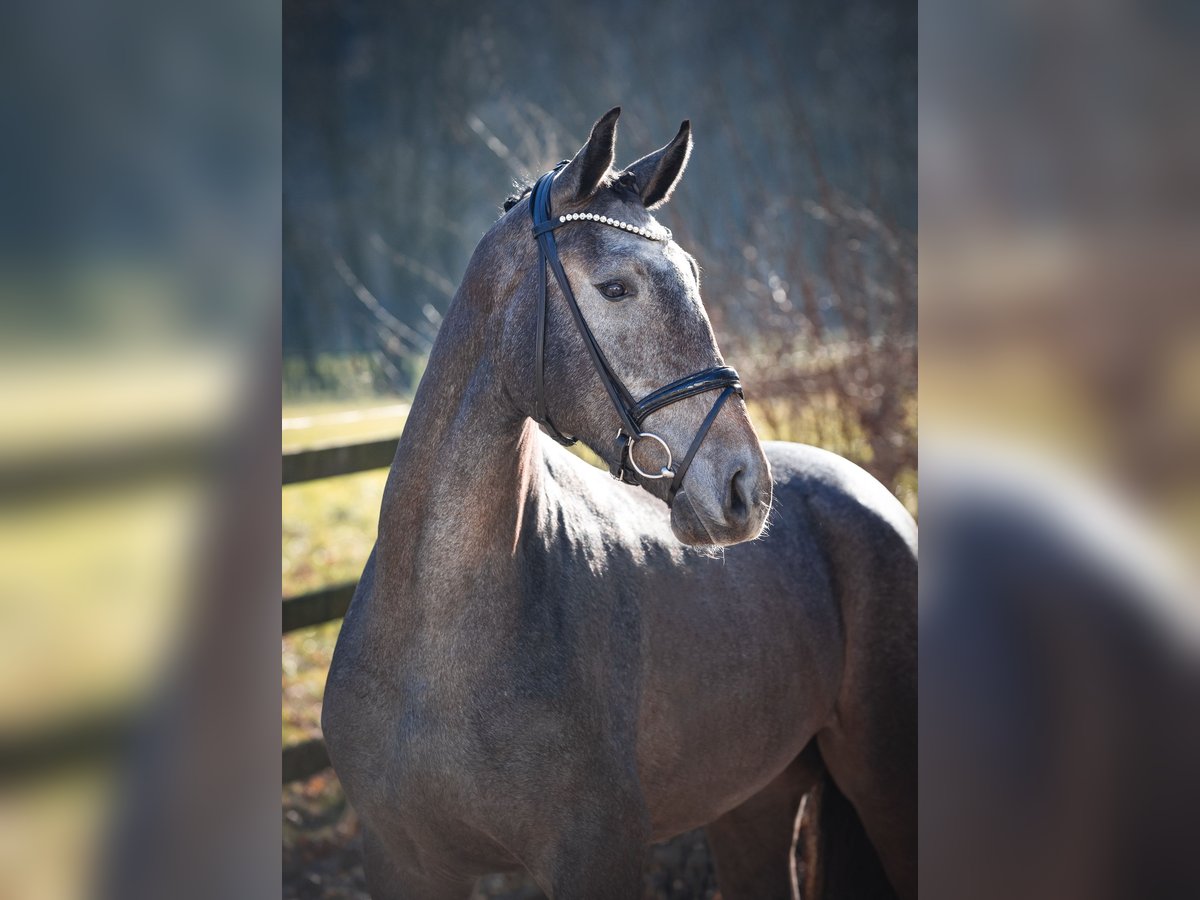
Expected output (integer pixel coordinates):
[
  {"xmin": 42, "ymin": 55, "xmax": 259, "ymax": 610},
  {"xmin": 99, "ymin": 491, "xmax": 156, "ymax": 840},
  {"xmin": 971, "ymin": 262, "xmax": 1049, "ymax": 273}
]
[
  {"xmin": 282, "ymin": 0, "xmax": 914, "ymax": 895},
  {"xmin": 920, "ymin": 0, "xmax": 1199, "ymax": 897},
  {"xmin": 0, "ymin": 0, "xmax": 280, "ymax": 897}
]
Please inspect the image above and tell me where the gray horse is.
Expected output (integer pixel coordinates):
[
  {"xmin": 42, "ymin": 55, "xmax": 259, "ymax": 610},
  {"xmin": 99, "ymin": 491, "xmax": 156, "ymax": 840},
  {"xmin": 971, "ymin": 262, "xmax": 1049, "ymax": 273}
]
[{"xmin": 323, "ymin": 108, "xmax": 916, "ymax": 900}]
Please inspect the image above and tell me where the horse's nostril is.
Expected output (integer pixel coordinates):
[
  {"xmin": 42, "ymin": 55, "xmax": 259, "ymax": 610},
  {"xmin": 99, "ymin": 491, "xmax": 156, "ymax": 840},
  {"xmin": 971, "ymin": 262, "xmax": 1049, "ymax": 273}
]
[{"xmin": 726, "ymin": 467, "xmax": 749, "ymax": 523}]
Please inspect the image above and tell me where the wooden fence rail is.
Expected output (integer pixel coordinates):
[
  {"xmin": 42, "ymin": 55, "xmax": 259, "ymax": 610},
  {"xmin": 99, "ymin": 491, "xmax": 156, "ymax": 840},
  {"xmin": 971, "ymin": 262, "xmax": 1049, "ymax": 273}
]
[
  {"xmin": 283, "ymin": 437, "xmax": 398, "ymax": 485},
  {"xmin": 283, "ymin": 581, "xmax": 357, "ymax": 634},
  {"xmin": 282, "ymin": 438, "xmax": 396, "ymax": 780},
  {"xmin": 0, "ymin": 436, "xmax": 396, "ymax": 786}
]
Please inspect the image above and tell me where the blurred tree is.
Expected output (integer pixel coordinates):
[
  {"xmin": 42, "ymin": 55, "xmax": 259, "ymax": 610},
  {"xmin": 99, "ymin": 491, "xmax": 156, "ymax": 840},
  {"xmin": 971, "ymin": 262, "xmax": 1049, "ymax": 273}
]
[{"xmin": 283, "ymin": 0, "xmax": 915, "ymax": 492}]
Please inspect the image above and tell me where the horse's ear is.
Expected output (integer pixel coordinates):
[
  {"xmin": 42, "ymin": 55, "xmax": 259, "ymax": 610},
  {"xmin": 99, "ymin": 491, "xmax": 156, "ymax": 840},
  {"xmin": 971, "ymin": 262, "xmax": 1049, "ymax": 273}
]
[
  {"xmin": 624, "ymin": 120, "xmax": 692, "ymax": 209},
  {"xmin": 557, "ymin": 107, "xmax": 620, "ymax": 201}
]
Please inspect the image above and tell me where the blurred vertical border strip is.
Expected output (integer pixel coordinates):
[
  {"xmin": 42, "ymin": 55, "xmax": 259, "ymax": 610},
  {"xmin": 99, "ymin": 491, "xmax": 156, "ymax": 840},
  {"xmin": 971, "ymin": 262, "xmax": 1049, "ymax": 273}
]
[
  {"xmin": 0, "ymin": 0, "xmax": 282, "ymax": 895},
  {"xmin": 920, "ymin": 0, "xmax": 1200, "ymax": 896}
]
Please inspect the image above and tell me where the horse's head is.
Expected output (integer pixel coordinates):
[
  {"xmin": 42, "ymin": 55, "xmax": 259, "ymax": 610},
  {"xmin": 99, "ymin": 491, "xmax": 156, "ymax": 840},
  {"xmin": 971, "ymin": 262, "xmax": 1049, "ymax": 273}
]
[{"xmin": 497, "ymin": 108, "xmax": 771, "ymax": 547}]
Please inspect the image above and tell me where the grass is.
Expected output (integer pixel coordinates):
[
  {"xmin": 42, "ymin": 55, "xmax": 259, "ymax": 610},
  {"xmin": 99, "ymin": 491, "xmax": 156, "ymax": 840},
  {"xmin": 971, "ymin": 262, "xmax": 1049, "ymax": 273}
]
[
  {"xmin": 281, "ymin": 398, "xmax": 406, "ymax": 746},
  {"xmin": 0, "ymin": 477, "xmax": 200, "ymax": 734},
  {"xmin": 282, "ymin": 468, "xmax": 390, "ymax": 744},
  {"xmin": 282, "ymin": 396, "xmax": 411, "ymax": 451}
]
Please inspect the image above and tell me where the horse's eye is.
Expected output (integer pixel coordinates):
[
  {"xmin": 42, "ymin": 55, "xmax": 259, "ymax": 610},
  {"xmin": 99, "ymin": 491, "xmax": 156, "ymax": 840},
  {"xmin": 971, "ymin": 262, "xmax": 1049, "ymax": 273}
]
[{"xmin": 599, "ymin": 281, "xmax": 628, "ymax": 301}]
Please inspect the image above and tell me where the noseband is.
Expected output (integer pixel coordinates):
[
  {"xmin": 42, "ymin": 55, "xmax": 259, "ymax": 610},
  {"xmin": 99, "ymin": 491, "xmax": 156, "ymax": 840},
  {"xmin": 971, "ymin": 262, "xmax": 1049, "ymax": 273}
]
[{"xmin": 529, "ymin": 165, "xmax": 743, "ymax": 504}]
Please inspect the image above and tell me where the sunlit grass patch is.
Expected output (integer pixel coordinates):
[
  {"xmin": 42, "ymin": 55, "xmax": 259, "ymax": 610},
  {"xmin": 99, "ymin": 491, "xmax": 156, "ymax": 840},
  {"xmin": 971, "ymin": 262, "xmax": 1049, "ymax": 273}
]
[
  {"xmin": 750, "ymin": 392, "xmax": 917, "ymax": 517},
  {"xmin": 283, "ymin": 621, "xmax": 342, "ymax": 744},
  {"xmin": 282, "ymin": 401, "xmax": 399, "ymax": 751},
  {"xmin": 749, "ymin": 392, "xmax": 872, "ymax": 460},
  {"xmin": 282, "ymin": 397, "xmax": 409, "ymax": 452},
  {"xmin": 0, "ymin": 478, "xmax": 199, "ymax": 733},
  {"xmin": 282, "ymin": 471, "xmax": 387, "ymax": 598}
]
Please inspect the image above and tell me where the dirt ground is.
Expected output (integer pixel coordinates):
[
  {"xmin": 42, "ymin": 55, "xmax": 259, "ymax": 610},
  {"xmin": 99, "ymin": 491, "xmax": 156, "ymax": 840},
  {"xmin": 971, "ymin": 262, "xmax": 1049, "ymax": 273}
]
[{"xmin": 282, "ymin": 769, "xmax": 721, "ymax": 900}]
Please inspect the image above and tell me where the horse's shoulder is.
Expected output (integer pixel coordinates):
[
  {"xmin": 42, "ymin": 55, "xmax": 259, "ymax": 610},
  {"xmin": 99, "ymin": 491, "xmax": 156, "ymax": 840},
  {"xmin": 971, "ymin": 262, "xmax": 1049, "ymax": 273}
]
[{"xmin": 764, "ymin": 441, "xmax": 916, "ymax": 554}]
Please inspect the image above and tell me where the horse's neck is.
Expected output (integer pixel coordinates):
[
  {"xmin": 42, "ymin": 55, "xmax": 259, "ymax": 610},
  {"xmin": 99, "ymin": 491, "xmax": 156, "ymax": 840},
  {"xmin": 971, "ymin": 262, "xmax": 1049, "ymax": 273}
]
[{"xmin": 374, "ymin": 300, "xmax": 542, "ymax": 591}]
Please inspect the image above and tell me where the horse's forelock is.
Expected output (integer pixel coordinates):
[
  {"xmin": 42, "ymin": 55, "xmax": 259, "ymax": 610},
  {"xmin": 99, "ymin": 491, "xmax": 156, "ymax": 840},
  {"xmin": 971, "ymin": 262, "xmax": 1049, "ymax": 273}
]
[{"xmin": 502, "ymin": 170, "xmax": 641, "ymax": 215}]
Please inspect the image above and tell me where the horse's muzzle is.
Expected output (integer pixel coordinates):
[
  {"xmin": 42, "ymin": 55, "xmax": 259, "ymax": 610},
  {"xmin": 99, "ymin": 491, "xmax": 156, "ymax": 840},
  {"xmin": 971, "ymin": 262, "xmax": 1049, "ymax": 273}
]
[{"xmin": 669, "ymin": 453, "xmax": 771, "ymax": 547}]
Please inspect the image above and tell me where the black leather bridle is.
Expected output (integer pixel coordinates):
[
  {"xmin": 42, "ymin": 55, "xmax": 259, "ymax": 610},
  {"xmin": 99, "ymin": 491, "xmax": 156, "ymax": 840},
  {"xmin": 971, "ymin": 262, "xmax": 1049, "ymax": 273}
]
[{"xmin": 528, "ymin": 164, "xmax": 743, "ymax": 505}]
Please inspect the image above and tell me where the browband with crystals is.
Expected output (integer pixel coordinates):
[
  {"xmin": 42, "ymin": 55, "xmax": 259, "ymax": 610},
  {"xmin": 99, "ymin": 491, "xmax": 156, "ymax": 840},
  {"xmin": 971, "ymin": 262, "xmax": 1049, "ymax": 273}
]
[{"xmin": 556, "ymin": 211, "xmax": 672, "ymax": 242}]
